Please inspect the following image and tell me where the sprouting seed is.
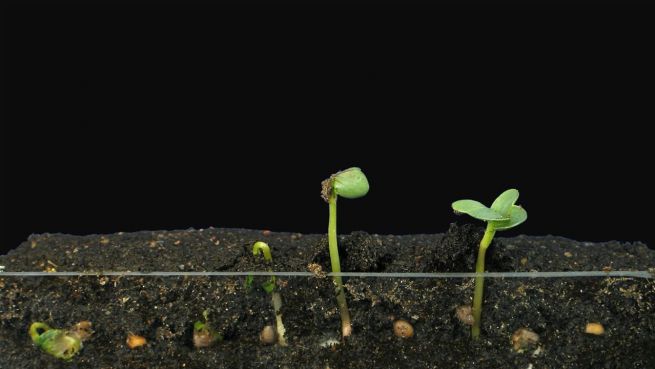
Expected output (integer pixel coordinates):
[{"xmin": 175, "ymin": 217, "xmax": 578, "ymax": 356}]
[{"xmin": 321, "ymin": 167, "xmax": 369, "ymax": 338}]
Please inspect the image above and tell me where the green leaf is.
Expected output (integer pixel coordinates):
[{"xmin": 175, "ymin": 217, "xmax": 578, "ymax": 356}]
[
  {"xmin": 452, "ymin": 200, "xmax": 508, "ymax": 221},
  {"xmin": 490, "ymin": 189, "xmax": 519, "ymax": 216},
  {"xmin": 261, "ymin": 280, "xmax": 275, "ymax": 294},
  {"xmin": 244, "ymin": 275, "xmax": 254, "ymax": 291},
  {"xmin": 333, "ymin": 167, "xmax": 369, "ymax": 199},
  {"xmin": 491, "ymin": 205, "xmax": 528, "ymax": 231},
  {"xmin": 452, "ymin": 199, "xmax": 486, "ymax": 213},
  {"xmin": 468, "ymin": 207, "xmax": 509, "ymax": 221}
]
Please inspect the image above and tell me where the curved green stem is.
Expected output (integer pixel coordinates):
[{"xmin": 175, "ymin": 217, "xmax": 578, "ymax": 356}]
[
  {"xmin": 253, "ymin": 241, "xmax": 272, "ymax": 262},
  {"xmin": 471, "ymin": 222, "xmax": 496, "ymax": 339},
  {"xmin": 253, "ymin": 241, "xmax": 287, "ymax": 345},
  {"xmin": 253, "ymin": 241, "xmax": 275, "ymax": 291},
  {"xmin": 328, "ymin": 193, "xmax": 352, "ymax": 337},
  {"xmin": 29, "ymin": 322, "xmax": 51, "ymax": 343}
]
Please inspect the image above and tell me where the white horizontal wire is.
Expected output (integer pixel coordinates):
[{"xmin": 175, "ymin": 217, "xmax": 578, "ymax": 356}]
[{"xmin": 0, "ymin": 271, "xmax": 652, "ymax": 278}]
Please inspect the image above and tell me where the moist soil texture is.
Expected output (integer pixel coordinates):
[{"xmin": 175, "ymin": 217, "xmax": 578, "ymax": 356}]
[{"xmin": 1, "ymin": 223, "xmax": 654, "ymax": 369}]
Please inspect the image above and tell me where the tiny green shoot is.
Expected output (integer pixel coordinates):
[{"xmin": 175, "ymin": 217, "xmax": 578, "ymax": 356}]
[
  {"xmin": 321, "ymin": 167, "xmax": 369, "ymax": 338},
  {"xmin": 253, "ymin": 241, "xmax": 276, "ymax": 293},
  {"xmin": 252, "ymin": 241, "xmax": 287, "ymax": 346},
  {"xmin": 193, "ymin": 310, "xmax": 222, "ymax": 348},
  {"xmin": 452, "ymin": 189, "xmax": 527, "ymax": 339},
  {"xmin": 244, "ymin": 274, "xmax": 254, "ymax": 291}
]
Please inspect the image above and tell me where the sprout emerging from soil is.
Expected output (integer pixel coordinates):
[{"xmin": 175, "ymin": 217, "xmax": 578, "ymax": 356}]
[
  {"xmin": 452, "ymin": 189, "xmax": 527, "ymax": 339},
  {"xmin": 193, "ymin": 310, "xmax": 222, "ymax": 348},
  {"xmin": 321, "ymin": 167, "xmax": 370, "ymax": 338},
  {"xmin": 29, "ymin": 321, "xmax": 93, "ymax": 361},
  {"xmin": 253, "ymin": 241, "xmax": 287, "ymax": 346}
]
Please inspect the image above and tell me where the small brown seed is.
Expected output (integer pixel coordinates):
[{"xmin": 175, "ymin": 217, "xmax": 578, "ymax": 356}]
[
  {"xmin": 260, "ymin": 325, "xmax": 277, "ymax": 345},
  {"xmin": 456, "ymin": 305, "xmax": 474, "ymax": 326},
  {"xmin": 126, "ymin": 334, "xmax": 147, "ymax": 349},
  {"xmin": 511, "ymin": 328, "xmax": 539, "ymax": 352},
  {"xmin": 193, "ymin": 326, "xmax": 217, "ymax": 348},
  {"xmin": 393, "ymin": 319, "xmax": 414, "ymax": 338},
  {"xmin": 585, "ymin": 322, "xmax": 605, "ymax": 335}
]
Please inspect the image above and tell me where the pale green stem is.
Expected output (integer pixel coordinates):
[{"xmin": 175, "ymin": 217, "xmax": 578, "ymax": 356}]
[
  {"xmin": 271, "ymin": 292, "xmax": 287, "ymax": 346},
  {"xmin": 253, "ymin": 242, "xmax": 272, "ymax": 262},
  {"xmin": 328, "ymin": 193, "xmax": 352, "ymax": 337},
  {"xmin": 472, "ymin": 222, "xmax": 496, "ymax": 339},
  {"xmin": 253, "ymin": 241, "xmax": 286, "ymax": 345},
  {"xmin": 29, "ymin": 322, "xmax": 51, "ymax": 343},
  {"xmin": 253, "ymin": 241, "xmax": 276, "ymax": 288}
]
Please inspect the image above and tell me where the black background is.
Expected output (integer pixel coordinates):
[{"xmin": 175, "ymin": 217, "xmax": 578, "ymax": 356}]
[{"xmin": 2, "ymin": 9, "xmax": 653, "ymax": 255}]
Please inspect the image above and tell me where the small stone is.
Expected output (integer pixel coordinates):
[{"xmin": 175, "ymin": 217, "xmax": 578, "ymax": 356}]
[
  {"xmin": 520, "ymin": 257, "xmax": 528, "ymax": 266},
  {"xmin": 393, "ymin": 319, "xmax": 414, "ymax": 338},
  {"xmin": 260, "ymin": 325, "xmax": 277, "ymax": 345},
  {"xmin": 126, "ymin": 334, "xmax": 147, "ymax": 349},
  {"xmin": 456, "ymin": 305, "xmax": 474, "ymax": 326},
  {"xmin": 262, "ymin": 230, "xmax": 272, "ymax": 236},
  {"xmin": 564, "ymin": 251, "xmax": 573, "ymax": 257},
  {"xmin": 511, "ymin": 328, "xmax": 539, "ymax": 352},
  {"xmin": 585, "ymin": 322, "xmax": 605, "ymax": 335}
]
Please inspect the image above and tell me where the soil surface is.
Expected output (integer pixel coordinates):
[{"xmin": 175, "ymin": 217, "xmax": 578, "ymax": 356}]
[{"xmin": 1, "ymin": 224, "xmax": 654, "ymax": 369}]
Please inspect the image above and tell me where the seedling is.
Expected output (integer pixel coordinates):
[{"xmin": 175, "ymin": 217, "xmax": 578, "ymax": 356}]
[
  {"xmin": 29, "ymin": 321, "xmax": 92, "ymax": 360},
  {"xmin": 193, "ymin": 310, "xmax": 222, "ymax": 348},
  {"xmin": 321, "ymin": 167, "xmax": 369, "ymax": 338},
  {"xmin": 452, "ymin": 189, "xmax": 527, "ymax": 339},
  {"xmin": 253, "ymin": 241, "xmax": 287, "ymax": 346}
]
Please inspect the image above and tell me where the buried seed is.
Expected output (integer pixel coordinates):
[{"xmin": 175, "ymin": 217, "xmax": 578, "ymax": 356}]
[
  {"xmin": 585, "ymin": 322, "xmax": 605, "ymax": 335},
  {"xmin": 393, "ymin": 319, "xmax": 414, "ymax": 338},
  {"xmin": 126, "ymin": 334, "xmax": 147, "ymax": 349},
  {"xmin": 260, "ymin": 325, "xmax": 277, "ymax": 345},
  {"xmin": 511, "ymin": 328, "xmax": 539, "ymax": 352}
]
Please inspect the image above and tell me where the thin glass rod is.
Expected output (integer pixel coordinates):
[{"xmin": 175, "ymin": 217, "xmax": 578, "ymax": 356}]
[{"xmin": 0, "ymin": 271, "xmax": 652, "ymax": 279}]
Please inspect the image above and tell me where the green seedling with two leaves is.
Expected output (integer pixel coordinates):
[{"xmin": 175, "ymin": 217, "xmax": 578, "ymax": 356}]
[{"xmin": 452, "ymin": 189, "xmax": 527, "ymax": 339}]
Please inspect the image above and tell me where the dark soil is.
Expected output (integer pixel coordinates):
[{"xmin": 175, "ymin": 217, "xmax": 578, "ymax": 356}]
[{"xmin": 1, "ymin": 224, "xmax": 654, "ymax": 369}]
